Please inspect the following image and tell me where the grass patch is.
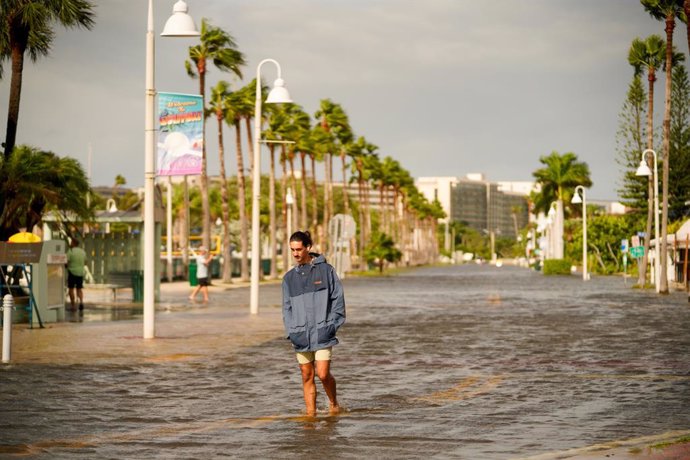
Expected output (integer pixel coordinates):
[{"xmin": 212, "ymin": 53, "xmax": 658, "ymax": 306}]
[{"xmin": 542, "ymin": 259, "xmax": 571, "ymax": 275}]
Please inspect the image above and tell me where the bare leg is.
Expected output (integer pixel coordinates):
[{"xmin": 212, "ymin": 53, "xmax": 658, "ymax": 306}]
[
  {"xmin": 299, "ymin": 362, "xmax": 317, "ymax": 416},
  {"xmin": 68, "ymin": 288, "xmax": 76, "ymax": 310},
  {"xmin": 201, "ymin": 286, "xmax": 209, "ymax": 302},
  {"xmin": 315, "ymin": 359, "xmax": 339, "ymax": 413},
  {"xmin": 77, "ymin": 288, "xmax": 84, "ymax": 310},
  {"xmin": 189, "ymin": 285, "xmax": 200, "ymax": 300}
]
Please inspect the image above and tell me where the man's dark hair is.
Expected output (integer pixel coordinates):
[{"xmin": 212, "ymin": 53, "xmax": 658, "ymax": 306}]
[{"xmin": 289, "ymin": 231, "xmax": 313, "ymax": 247}]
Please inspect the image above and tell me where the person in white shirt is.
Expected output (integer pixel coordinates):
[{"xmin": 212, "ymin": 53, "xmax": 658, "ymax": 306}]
[{"xmin": 189, "ymin": 246, "xmax": 213, "ymax": 302}]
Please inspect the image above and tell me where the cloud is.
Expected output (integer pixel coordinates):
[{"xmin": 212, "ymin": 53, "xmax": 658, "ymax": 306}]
[{"xmin": 0, "ymin": 0, "xmax": 680, "ymax": 200}]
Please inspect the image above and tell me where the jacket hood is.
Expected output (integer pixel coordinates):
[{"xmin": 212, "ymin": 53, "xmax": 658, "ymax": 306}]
[{"xmin": 310, "ymin": 253, "xmax": 327, "ymax": 265}]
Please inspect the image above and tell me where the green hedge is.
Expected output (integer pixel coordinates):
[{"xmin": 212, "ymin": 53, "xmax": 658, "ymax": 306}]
[{"xmin": 542, "ymin": 259, "xmax": 572, "ymax": 275}]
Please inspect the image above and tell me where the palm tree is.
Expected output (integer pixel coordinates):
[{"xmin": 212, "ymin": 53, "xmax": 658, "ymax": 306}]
[
  {"xmin": 680, "ymin": 0, "xmax": 690, "ymax": 57},
  {"xmin": 112, "ymin": 174, "xmax": 127, "ymax": 203},
  {"xmin": 374, "ymin": 156, "xmax": 399, "ymax": 236},
  {"xmin": 348, "ymin": 136, "xmax": 378, "ymax": 268},
  {"xmin": 208, "ymin": 81, "xmax": 233, "ymax": 282},
  {"xmin": 281, "ymin": 105, "xmax": 311, "ymax": 231},
  {"xmin": 532, "ymin": 151, "xmax": 592, "ymax": 259},
  {"xmin": 0, "ymin": 0, "xmax": 95, "ymax": 158},
  {"xmin": 386, "ymin": 158, "xmax": 411, "ymax": 243},
  {"xmin": 314, "ymin": 100, "xmax": 351, "ymax": 245},
  {"xmin": 641, "ymin": 0, "xmax": 684, "ymax": 293},
  {"xmin": 186, "ymin": 18, "xmax": 245, "ymax": 252},
  {"xmin": 0, "ymin": 145, "xmax": 92, "ymax": 240},
  {"xmin": 307, "ymin": 125, "xmax": 332, "ymax": 244},
  {"xmin": 628, "ymin": 35, "xmax": 665, "ymax": 287},
  {"xmin": 236, "ymin": 81, "xmax": 257, "ymax": 177},
  {"xmin": 337, "ymin": 128, "xmax": 355, "ymax": 216},
  {"xmin": 296, "ymin": 131, "xmax": 312, "ymax": 233},
  {"xmin": 226, "ymin": 88, "xmax": 251, "ymax": 281},
  {"xmin": 262, "ymin": 103, "xmax": 292, "ymax": 278}
]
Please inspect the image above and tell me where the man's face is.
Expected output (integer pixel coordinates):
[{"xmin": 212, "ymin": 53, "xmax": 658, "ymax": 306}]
[{"xmin": 290, "ymin": 241, "xmax": 311, "ymax": 265}]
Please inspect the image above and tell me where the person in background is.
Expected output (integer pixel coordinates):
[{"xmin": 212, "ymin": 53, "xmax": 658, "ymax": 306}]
[
  {"xmin": 66, "ymin": 239, "xmax": 87, "ymax": 311},
  {"xmin": 282, "ymin": 230, "xmax": 346, "ymax": 416},
  {"xmin": 189, "ymin": 246, "xmax": 213, "ymax": 302}
]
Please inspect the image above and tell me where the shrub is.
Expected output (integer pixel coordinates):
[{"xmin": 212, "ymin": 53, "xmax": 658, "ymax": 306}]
[{"xmin": 543, "ymin": 259, "xmax": 572, "ymax": 275}]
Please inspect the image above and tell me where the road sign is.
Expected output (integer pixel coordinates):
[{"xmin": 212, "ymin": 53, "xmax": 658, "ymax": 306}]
[
  {"xmin": 630, "ymin": 246, "xmax": 644, "ymax": 258},
  {"xmin": 621, "ymin": 239, "xmax": 628, "ymax": 252}
]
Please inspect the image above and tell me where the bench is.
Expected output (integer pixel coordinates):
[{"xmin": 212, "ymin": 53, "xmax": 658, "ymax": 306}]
[
  {"xmin": 87, "ymin": 272, "xmax": 133, "ymax": 301},
  {"xmin": 107, "ymin": 272, "xmax": 133, "ymax": 301}
]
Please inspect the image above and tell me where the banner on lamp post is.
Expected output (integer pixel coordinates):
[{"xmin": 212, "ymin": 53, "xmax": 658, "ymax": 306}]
[{"xmin": 157, "ymin": 92, "xmax": 203, "ymax": 176}]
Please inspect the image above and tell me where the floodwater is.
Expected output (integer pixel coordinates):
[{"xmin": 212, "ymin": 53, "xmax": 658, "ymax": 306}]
[{"xmin": 1, "ymin": 264, "xmax": 689, "ymax": 459}]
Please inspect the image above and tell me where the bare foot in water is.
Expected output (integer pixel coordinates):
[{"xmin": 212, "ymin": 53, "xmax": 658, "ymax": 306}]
[{"xmin": 329, "ymin": 404, "xmax": 341, "ymax": 415}]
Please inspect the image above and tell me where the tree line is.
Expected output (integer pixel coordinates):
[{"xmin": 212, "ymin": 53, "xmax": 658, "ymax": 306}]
[{"xmin": 0, "ymin": 2, "xmax": 442, "ymax": 278}]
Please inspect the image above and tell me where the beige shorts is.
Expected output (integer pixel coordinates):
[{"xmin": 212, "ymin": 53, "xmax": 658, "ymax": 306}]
[{"xmin": 296, "ymin": 347, "xmax": 332, "ymax": 365}]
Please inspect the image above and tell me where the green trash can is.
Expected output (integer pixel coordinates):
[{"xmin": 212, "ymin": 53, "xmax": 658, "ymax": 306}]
[
  {"xmin": 261, "ymin": 259, "xmax": 271, "ymax": 276},
  {"xmin": 130, "ymin": 270, "xmax": 144, "ymax": 302},
  {"xmin": 189, "ymin": 260, "xmax": 198, "ymax": 286},
  {"xmin": 231, "ymin": 258, "xmax": 241, "ymax": 277},
  {"xmin": 210, "ymin": 258, "xmax": 220, "ymax": 279}
]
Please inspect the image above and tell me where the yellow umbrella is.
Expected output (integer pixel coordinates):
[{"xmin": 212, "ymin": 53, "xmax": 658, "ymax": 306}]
[{"xmin": 8, "ymin": 231, "xmax": 42, "ymax": 243}]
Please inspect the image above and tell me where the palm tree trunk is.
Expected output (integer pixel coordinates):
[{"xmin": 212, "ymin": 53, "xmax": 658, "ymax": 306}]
[
  {"xmin": 182, "ymin": 177, "xmax": 190, "ymax": 269},
  {"xmin": 300, "ymin": 152, "xmax": 308, "ymax": 231},
  {"xmin": 356, "ymin": 160, "xmax": 366, "ymax": 269},
  {"xmin": 235, "ymin": 123, "xmax": 249, "ymax": 282},
  {"xmin": 281, "ymin": 147, "xmax": 289, "ymax": 272},
  {"xmin": 217, "ymin": 115, "xmax": 232, "ymax": 282},
  {"xmin": 310, "ymin": 154, "xmax": 319, "ymax": 237},
  {"xmin": 269, "ymin": 145, "xmax": 277, "ymax": 279},
  {"xmin": 340, "ymin": 151, "xmax": 350, "ymax": 214},
  {"xmin": 685, "ymin": 0, "xmax": 690, "ymax": 59},
  {"xmin": 199, "ymin": 71, "xmax": 211, "ymax": 252},
  {"xmin": 660, "ymin": 14, "xmax": 676, "ymax": 294},
  {"xmin": 289, "ymin": 155, "xmax": 298, "ymax": 234},
  {"xmin": 4, "ymin": 40, "xmax": 27, "ymax": 159},
  {"xmin": 323, "ymin": 152, "xmax": 333, "ymax": 252},
  {"xmin": 245, "ymin": 117, "xmax": 254, "ymax": 178},
  {"xmin": 380, "ymin": 184, "xmax": 386, "ymax": 235}
]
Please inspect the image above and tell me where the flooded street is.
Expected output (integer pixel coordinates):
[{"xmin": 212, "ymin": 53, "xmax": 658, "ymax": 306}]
[{"xmin": 1, "ymin": 264, "xmax": 689, "ymax": 459}]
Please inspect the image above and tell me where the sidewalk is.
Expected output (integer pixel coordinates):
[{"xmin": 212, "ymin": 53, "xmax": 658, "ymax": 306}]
[{"xmin": 7, "ymin": 278, "xmax": 285, "ymax": 365}]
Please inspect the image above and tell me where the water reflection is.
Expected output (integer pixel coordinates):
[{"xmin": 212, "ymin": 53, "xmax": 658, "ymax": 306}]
[{"xmin": 62, "ymin": 306, "xmax": 142, "ymax": 323}]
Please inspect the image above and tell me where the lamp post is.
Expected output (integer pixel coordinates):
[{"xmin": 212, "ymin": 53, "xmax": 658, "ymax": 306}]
[
  {"xmin": 571, "ymin": 185, "xmax": 588, "ymax": 281},
  {"xmin": 547, "ymin": 202, "xmax": 557, "ymax": 259},
  {"xmin": 144, "ymin": 0, "xmax": 199, "ymax": 339},
  {"xmin": 636, "ymin": 148, "xmax": 660, "ymax": 293},
  {"xmin": 250, "ymin": 59, "xmax": 292, "ymax": 315},
  {"xmin": 286, "ymin": 187, "xmax": 294, "ymax": 239}
]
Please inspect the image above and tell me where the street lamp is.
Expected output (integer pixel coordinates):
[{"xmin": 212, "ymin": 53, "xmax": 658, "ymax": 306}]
[
  {"xmin": 571, "ymin": 186, "xmax": 588, "ymax": 281},
  {"xmin": 635, "ymin": 148, "xmax": 660, "ymax": 293},
  {"xmin": 250, "ymin": 59, "xmax": 292, "ymax": 315},
  {"xmin": 286, "ymin": 187, "xmax": 294, "ymax": 239},
  {"xmin": 547, "ymin": 202, "xmax": 557, "ymax": 259},
  {"xmin": 144, "ymin": 0, "xmax": 199, "ymax": 339}
]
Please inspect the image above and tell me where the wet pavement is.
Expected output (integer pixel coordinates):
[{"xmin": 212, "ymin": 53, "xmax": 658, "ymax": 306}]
[{"xmin": 1, "ymin": 264, "xmax": 689, "ymax": 459}]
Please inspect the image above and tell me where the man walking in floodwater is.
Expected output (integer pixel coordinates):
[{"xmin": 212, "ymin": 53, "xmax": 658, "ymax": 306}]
[{"xmin": 282, "ymin": 231, "xmax": 346, "ymax": 416}]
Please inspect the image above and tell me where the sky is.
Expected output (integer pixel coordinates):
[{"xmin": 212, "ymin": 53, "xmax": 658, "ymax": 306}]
[{"xmin": 0, "ymin": 0, "xmax": 685, "ymax": 201}]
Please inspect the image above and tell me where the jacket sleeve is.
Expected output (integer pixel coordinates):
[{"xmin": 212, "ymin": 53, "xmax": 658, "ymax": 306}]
[
  {"xmin": 281, "ymin": 277, "xmax": 293, "ymax": 339},
  {"xmin": 329, "ymin": 266, "xmax": 346, "ymax": 330}
]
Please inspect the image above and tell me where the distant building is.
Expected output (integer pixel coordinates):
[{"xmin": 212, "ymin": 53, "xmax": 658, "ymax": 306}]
[{"xmin": 416, "ymin": 174, "xmax": 534, "ymax": 239}]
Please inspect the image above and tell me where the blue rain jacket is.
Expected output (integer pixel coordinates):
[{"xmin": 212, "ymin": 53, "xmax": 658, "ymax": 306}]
[{"xmin": 282, "ymin": 253, "xmax": 346, "ymax": 352}]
